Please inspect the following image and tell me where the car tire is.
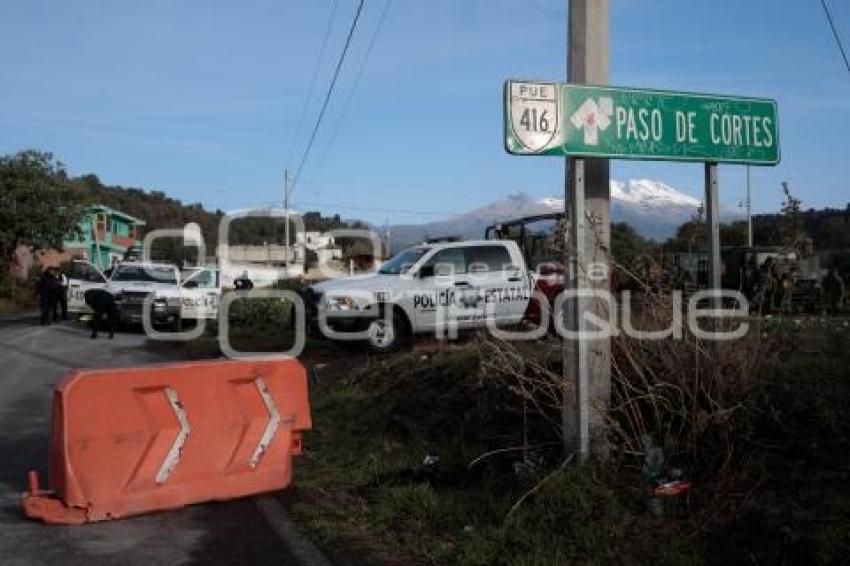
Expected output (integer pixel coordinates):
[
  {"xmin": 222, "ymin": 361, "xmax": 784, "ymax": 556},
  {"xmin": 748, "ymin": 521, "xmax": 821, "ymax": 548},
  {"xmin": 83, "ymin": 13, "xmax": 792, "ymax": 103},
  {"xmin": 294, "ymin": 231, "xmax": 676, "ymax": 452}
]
[{"xmin": 366, "ymin": 309, "xmax": 408, "ymax": 354}]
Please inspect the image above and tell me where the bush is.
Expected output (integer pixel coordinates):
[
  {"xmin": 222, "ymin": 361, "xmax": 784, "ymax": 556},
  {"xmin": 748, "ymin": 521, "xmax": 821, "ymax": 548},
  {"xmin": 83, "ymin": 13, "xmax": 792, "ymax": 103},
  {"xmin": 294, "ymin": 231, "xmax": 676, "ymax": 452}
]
[
  {"xmin": 226, "ymin": 280, "xmax": 308, "ymax": 329},
  {"xmin": 295, "ymin": 343, "xmax": 700, "ymax": 565},
  {"xmin": 0, "ymin": 264, "xmax": 41, "ymax": 311},
  {"xmin": 289, "ymin": 299, "xmax": 850, "ymax": 563},
  {"xmin": 479, "ymin": 287, "xmax": 780, "ymax": 529}
]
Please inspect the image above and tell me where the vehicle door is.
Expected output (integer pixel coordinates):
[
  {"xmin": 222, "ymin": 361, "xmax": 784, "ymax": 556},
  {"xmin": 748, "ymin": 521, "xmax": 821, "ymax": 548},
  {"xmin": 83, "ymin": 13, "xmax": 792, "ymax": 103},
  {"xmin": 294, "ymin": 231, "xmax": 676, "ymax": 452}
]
[
  {"xmin": 180, "ymin": 267, "xmax": 221, "ymax": 320},
  {"xmin": 412, "ymin": 246, "xmax": 478, "ymax": 332},
  {"xmin": 65, "ymin": 259, "xmax": 107, "ymax": 313},
  {"xmin": 465, "ymin": 244, "xmax": 529, "ymax": 327}
]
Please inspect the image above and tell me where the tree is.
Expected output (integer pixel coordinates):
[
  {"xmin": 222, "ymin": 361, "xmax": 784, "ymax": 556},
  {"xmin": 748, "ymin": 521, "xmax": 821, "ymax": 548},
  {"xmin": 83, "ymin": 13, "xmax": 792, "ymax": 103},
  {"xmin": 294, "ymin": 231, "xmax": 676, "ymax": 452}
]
[
  {"xmin": 817, "ymin": 216, "xmax": 850, "ymax": 251},
  {"xmin": 778, "ymin": 182, "xmax": 805, "ymax": 246},
  {"xmin": 720, "ymin": 221, "xmax": 748, "ymax": 247},
  {"xmin": 0, "ymin": 151, "xmax": 83, "ymax": 277},
  {"xmin": 610, "ymin": 222, "xmax": 652, "ymax": 271},
  {"xmin": 667, "ymin": 219, "xmax": 706, "ymax": 252}
]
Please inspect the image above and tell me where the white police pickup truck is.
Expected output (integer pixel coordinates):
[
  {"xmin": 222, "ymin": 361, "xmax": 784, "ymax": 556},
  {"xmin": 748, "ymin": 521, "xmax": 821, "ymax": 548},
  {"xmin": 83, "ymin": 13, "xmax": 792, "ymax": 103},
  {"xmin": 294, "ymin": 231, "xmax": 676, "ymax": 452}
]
[
  {"xmin": 66, "ymin": 259, "xmax": 108, "ymax": 314},
  {"xmin": 107, "ymin": 262, "xmax": 184, "ymax": 328},
  {"xmin": 179, "ymin": 266, "xmax": 222, "ymax": 323},
  {"xmin": 66, "ymin": 260, "xmax": 222, "ymax": 330},
  {"xmin": 307, "ymin": 240, "xmax": 533, "ymax": 352}
]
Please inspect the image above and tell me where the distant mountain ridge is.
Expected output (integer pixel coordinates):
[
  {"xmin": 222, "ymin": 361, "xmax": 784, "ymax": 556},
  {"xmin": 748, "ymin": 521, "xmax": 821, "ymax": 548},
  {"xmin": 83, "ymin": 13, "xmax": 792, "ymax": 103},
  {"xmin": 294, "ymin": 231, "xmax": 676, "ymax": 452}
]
[{"xmin": 387, "ymin": 179, "xmax": 707, "ymax": 249}]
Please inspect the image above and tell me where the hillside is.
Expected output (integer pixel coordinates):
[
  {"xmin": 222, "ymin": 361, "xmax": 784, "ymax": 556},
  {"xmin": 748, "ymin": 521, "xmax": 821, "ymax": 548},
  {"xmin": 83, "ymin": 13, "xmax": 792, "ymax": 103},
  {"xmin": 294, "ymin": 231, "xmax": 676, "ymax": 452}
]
[
  {"xmin": 73, "ymin": 173, "xmax": 850, "ymax": 260},
  {"xmin": 387, "ymin": 179, "xmax": 718, "ymax": 249},
  {"xmin": 73, "ymin": 174, "xmax": 364, "ymax": 249}
]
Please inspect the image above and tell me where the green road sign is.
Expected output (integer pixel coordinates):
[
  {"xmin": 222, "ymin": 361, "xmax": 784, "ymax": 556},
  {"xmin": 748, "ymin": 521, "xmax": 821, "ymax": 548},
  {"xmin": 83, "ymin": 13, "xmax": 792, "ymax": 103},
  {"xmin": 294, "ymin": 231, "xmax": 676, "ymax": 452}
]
[{"xmin": 505, "ymin": 81, "xmax": 779, "ymax": 165}]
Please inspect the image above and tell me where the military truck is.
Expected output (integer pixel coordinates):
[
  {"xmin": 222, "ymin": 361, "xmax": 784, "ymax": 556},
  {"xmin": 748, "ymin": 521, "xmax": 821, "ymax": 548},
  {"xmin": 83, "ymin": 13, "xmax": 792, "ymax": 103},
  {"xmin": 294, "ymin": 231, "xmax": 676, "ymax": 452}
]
[{"xmin": 485, "ymin": 213, "xmax": 567, "ymax": 328}]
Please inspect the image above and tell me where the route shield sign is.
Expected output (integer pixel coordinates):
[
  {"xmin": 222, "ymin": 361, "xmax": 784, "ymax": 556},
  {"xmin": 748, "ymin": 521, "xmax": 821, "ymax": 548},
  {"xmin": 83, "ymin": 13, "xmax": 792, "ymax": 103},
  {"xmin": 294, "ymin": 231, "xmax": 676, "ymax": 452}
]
[{"xmin": 505, "ymin": 81, "xmax": 779, "ymax": 165}]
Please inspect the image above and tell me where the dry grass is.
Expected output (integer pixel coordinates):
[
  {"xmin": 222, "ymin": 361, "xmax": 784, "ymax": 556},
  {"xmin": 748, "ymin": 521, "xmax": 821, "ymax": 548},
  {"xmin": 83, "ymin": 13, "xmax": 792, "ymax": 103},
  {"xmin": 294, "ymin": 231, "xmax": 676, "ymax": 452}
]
[{"xmin": 478, "ymin": 270, "xmax": 784, "ymax": 531}]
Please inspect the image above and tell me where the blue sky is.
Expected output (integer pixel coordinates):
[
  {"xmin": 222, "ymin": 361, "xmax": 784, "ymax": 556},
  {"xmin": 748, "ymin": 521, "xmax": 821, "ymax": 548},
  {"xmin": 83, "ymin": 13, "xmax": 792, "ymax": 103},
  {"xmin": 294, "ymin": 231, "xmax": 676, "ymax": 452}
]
[{"xmin": 2, "ymin": 0, "xmax": 849, "ymax": 224}]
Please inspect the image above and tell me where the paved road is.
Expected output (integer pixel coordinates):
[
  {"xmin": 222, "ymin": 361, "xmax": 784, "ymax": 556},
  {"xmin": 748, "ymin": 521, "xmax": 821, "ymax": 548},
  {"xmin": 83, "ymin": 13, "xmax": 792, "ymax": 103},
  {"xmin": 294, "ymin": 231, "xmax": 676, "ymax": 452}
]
[{"xmin": 0, "ymin": 318, "xmax": 315, "ymax": 565}]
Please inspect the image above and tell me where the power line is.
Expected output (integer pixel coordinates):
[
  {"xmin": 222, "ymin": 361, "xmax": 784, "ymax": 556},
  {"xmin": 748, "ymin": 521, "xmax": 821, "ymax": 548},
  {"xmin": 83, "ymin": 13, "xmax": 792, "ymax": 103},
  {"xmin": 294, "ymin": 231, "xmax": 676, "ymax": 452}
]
[
  {"xmin": 285, "ymin": 0, "xmax": 340, "ymax": 171},
  {"xmin": 306, "ymin": 0, "xmax": 393, "ymax": 191},
  {"xmin": 292, "ymin": 198, "xmax": 459, "ymax": 216},
  {"xmin": 201, "ymin": 196, "xmax": 459, "ymax": 217},
  {"xmin": 820, "ymin": 0, "xmax": 850, "ymax": 73},
  {"xmin": 291, "ymin": 0, "xmax": 366, "ymax": 192}
]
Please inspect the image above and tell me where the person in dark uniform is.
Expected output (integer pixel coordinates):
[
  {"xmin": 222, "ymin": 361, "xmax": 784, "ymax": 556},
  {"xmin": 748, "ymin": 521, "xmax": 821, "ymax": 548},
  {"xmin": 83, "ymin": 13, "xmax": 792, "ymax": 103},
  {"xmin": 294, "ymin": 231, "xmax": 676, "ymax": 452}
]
[
  {"xmin": 234, "ymin": 271, "xmax": 254, "ymax": 291},
  {"xmin": 36, "ymin": 267, "xmax": 61, "ymax": 326},
  {"xmin": 84, "ymin": 288, "xmax": 118, "ymax": 339},
  {"xmin": 822, "ymin": 267, "xmax": 845, "ymax": 315},
  {"xmin": 53, "ymin": 268, "xmax": 69, "ymax": 321}
]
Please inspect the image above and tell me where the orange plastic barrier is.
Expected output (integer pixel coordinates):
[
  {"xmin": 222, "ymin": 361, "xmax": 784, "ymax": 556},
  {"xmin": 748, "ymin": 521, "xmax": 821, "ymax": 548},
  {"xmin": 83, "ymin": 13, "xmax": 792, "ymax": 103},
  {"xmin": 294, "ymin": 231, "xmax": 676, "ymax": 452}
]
[{"xmin": 22, "ymin": 358, "xmax": 310, "ymax": 524}]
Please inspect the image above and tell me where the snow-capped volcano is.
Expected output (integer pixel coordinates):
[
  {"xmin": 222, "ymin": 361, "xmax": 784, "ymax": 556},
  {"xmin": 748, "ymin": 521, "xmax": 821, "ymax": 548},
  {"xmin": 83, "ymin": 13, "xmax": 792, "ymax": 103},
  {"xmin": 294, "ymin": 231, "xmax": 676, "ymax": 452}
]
[
  {"xmin": 611, "ymin": 179, "xmax": 702, "ymax": 209},
  {"xmin": 387, "ymin": 179, "xmax": 705, "ymax": 248},
  {"xmin": 535, "ymin": 179, "xmax": 701, "ymax": 213},
  {"xmin": 528, "ymin": 179, "xmax": 704, "ymax": 239}
]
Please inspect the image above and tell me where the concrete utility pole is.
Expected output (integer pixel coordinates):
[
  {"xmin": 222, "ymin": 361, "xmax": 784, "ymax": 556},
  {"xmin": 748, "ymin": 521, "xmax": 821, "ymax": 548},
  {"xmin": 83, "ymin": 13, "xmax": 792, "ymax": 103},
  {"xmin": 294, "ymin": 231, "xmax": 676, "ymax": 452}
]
[
  {"xmin": 563, "ymin": 0, "xmax": 611, "ymax": 462},
  {"xmin": 284, "ymin": 169, "xmax": 291, "ymax": 268},
  {"xmin": 384, "ymin": 216, "xmax": 391, "ymax": 257}
]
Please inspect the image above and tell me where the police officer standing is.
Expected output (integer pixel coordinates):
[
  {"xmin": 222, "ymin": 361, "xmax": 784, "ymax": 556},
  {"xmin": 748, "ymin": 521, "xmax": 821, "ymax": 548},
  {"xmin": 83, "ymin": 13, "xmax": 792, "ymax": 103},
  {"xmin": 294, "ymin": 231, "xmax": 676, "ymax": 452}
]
[
  {"xmin": 36, "ymin": 267, "xmax": 60, "ymax": 325},
  {"xmin": 54, "ymin": 268, "xmax": 69, "ymax": 321},
  {"xmin": 234, "ymin": 271, "xmax": 254, "ymax": 291},
  {"xmin": 822, "ymin": 267, "xmax": 845, "ymax": 315}
]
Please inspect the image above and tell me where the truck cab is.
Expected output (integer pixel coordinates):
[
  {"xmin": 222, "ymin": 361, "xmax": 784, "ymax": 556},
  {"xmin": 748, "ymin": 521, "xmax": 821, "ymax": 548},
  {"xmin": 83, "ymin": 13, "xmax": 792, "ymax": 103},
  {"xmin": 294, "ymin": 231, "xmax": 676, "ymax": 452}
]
[
  {"xmin": 107, "ymin": 262, "xmax": 183, "ymax": 328},
  {"xmin": 307, "ymin": 240, "xmax": 532, "ymax": 352},
  {"xmin": 179, "ymin": 266, "xmax": 222, "ymax": 323},
  {"xmin": 485, "ymin": 213, "xmax": 567, "ymax": 328},
  {"xmin": 65, "ymin": 259, "xmax": 108, "ymax": 314},
  {"xmin": 66, "ymin": 259, "xmax": 222, "ymax": 329}
]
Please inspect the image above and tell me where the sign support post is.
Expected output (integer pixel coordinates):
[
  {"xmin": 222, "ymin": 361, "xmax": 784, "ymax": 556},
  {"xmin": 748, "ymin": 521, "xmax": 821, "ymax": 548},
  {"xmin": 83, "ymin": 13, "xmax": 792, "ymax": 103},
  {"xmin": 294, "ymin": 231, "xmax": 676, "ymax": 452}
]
[
  {"xmin": 746, "ymin": 165, "xmax": 753, "ymax": 248},
  {"xmin": 704, "ymin": 162, "xmax": 721, "ymax": 307}
]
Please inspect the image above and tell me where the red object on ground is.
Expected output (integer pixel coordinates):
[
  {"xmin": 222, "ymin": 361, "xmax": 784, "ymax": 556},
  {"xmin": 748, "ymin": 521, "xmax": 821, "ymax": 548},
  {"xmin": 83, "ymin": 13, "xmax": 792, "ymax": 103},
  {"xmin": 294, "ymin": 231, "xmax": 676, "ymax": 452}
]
[
  {"xmin": 525, "ymin": 264, "xmax": 566, "ymax": 327},
  {"xmin": 22, "ymin": 358, "xmax": 311, "ymax": 524},
  {"xmin": 653, "ymin": 480, "xmax": 693, "ymax": 497}
]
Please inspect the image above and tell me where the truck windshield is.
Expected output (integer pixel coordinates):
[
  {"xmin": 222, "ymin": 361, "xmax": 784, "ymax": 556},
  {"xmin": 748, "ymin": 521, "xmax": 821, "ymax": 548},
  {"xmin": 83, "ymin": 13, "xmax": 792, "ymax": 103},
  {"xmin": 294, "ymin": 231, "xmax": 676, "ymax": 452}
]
[
  {"xmin": 378, "ymin": 247, "xmax": 430, "ymax": 275},
  {"xmin": 66, "ymin": 261, "xmax": 105, "ymax": 283},
  {"xmin": 181, "ymin": 269, "xmax": 217, "ymax": 288},
  {"xmin": 112, "ymin": 266, "xmax": 177, "ymax": 284}
]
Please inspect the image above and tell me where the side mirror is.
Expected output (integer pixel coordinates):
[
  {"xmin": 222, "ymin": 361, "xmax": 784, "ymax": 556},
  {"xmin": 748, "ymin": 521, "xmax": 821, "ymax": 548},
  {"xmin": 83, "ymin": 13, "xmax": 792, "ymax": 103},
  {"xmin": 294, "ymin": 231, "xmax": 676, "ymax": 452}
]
[
  {"xmin": 418, "ymin": 264, "xmax": 435, "ymax": 278},
  {"xmin": 184, "ymin": 280, "xmax": 199, "ymax": 289}
]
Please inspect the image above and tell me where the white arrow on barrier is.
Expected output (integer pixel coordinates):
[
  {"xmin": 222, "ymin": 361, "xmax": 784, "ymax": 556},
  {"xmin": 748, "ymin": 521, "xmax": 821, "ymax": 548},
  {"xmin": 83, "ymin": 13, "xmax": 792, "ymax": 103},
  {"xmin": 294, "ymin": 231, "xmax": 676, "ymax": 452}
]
[
  {"xmin": 156, "ymin": 387, "xmax": 191, "ymax": 484},
  {"xmin": 249, "ymin": 377, "xmax": 280, "ymax": 469}
]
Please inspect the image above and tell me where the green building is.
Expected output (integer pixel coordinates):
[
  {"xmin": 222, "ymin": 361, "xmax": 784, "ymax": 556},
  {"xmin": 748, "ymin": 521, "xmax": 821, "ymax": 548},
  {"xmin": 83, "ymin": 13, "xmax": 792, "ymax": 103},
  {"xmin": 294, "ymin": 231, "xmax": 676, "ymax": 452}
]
[{"xmin": 63, "ymin": 205, "xmax": 145, "ymax": 270}]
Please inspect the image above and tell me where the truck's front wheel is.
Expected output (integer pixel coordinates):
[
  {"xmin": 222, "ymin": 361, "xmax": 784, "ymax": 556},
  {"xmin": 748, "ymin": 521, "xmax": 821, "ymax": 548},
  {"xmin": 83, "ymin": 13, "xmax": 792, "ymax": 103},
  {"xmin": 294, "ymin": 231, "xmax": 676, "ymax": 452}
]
[{"xmin": 366, "ymin": 310, "xmax": 408, "ymax": 353}]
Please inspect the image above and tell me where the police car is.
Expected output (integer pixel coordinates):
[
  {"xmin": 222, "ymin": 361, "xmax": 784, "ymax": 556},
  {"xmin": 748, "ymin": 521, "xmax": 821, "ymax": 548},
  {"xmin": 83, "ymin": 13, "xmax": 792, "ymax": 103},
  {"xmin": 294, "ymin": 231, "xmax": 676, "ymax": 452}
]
[{"xmin": 307, "ymin": 240, "xmax": 533, "ymax": 352}]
